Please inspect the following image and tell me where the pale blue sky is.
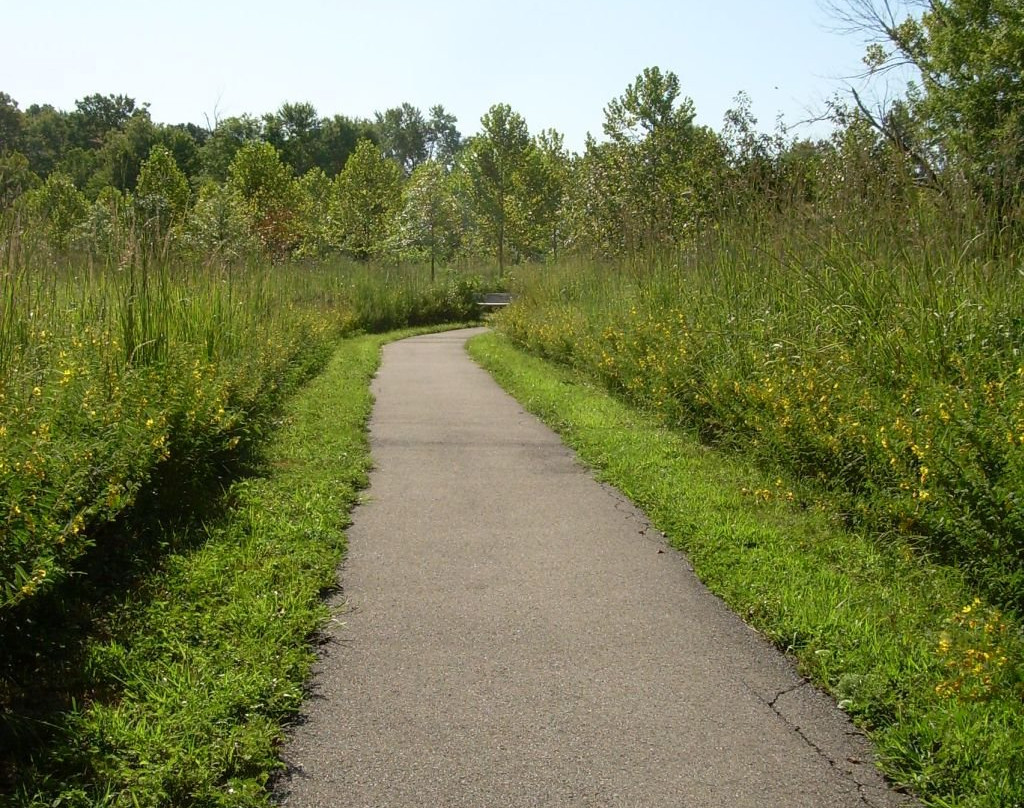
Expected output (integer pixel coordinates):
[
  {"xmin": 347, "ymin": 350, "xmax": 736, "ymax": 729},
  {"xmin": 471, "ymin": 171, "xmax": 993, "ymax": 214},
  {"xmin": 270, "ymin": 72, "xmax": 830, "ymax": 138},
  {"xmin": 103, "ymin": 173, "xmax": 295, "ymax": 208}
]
[{"xmin": 2, "ymin": 0, "xmax": 873, "ymax": 152}]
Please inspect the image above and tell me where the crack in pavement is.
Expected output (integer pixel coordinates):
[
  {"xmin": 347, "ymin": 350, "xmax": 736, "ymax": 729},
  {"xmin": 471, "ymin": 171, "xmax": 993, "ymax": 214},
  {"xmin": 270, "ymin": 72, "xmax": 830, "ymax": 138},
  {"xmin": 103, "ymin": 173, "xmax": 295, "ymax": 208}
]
[
  {"xmin": 760, "ymin": 681, "xmax": 917, "ymax": 808},
  {"xmin": 594, "ymin": 451, "xmax": 918, "ymax": 807},
  {"xmin": 600, "ymin": 469, "xmax": 917, "ymax": 807}
]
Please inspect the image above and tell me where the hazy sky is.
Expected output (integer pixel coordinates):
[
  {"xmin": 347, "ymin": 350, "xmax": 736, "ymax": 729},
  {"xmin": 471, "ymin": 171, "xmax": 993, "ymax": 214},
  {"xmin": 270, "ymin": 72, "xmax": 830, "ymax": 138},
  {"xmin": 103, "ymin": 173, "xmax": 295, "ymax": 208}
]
[{"xmin": 2, "ymin": 0, "xmax": 873, "ymax": 152}]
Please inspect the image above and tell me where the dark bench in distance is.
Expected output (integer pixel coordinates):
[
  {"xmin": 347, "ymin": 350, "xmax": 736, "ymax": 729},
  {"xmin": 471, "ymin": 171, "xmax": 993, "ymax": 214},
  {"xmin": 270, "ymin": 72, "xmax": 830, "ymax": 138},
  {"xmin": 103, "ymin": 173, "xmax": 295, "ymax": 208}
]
[{"xmin": 476, "ymin": 293, "xmax": 514, "ymax": 309}]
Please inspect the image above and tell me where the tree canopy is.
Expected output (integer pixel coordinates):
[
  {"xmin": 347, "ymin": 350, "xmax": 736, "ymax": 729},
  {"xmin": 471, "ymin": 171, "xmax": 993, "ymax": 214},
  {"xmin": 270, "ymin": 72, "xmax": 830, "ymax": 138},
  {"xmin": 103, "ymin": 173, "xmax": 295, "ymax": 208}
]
[{"xmin": 3, "ymin": 46, "xmax": 1022, "ymax": 264}]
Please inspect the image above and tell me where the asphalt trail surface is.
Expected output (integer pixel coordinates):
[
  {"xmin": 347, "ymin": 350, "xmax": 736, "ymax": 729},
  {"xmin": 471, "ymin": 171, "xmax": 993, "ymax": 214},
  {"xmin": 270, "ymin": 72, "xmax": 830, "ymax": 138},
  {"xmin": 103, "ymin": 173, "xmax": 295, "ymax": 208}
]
[{"xmin": 278, "ymin": 328, "xmax": 915, "ymax": 808}]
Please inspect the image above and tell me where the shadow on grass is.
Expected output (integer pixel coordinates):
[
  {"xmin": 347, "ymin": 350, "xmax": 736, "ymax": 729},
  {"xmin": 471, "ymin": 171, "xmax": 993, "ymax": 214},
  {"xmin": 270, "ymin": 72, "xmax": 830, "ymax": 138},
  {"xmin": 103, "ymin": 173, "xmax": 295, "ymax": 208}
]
[{"xmin": 0, "ymin": 442, "xmax": 265, "ymax": 795}]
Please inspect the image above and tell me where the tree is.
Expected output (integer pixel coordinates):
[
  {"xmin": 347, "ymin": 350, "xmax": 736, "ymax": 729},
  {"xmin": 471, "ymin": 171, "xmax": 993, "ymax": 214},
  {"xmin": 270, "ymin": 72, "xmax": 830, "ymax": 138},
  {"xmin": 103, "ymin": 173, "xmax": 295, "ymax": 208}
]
[
  {"xmin": 91, "ymin": 110, "xmax": 159, "ymax": 194},
  {"xmin": 157, "ymin": 125, "xmax": 203, "ymax": 182},
  {"xmin": 598, "ymin": 66, "xmax": 716, "ymax": 255},
  {"xmin": 375, "ymin": 103, "xmax": 428, "ymax": 174},
  {"xmin": 603, "ymin": 66, "xmax": 697, "ymax": 147},
  {"xmin": 820, "ymin": 105, "xmax": 916, "ymax": 214},
  {"xmin": 70, "ymin": 93, "xmax": 142, "ymax": 149},
  {"xmin": 563, "ymin": 136, "xmax": 629, "ymax": 257},
  {"xmin": 18, "ymin": 171, "xmax": 88, "ymax": 249},
  {"xmin": 720, "ymin": 92, "xmax": 784, "ymax": 205},
  {"xmin": 199, "ymin": 115, "xmax": 263, "ymax": 181},
  {"xmin": 21, "ymin": 104, "xmax": 70, "ymax": 177},
  {"xmin": 391, "ymin": 159, "xmax": 460, "ymax": 277},
  {"xmin": 182, "ymin": 180, "xmax": 257, "ymax": 263},
  {"xmin": 81, "ymin": 185, "xmax": 131, "ymax": 259},
  {"xmin": 0, "ymin": 151, "xmax": 38, "ymax": 208},
  {"xmin": 460, "ymin": 103, "xmax": 533, "ymax": 273},
  {"xmin": 316, "ymin": 114, "xmax": 377, "ymax": 176},
  {"xmin": 330, "ymin": 139, "xmax": 402, "ymax": 260},
  {"xmin": 135, "ymin": 145, "xmax": 190, "ymax": 243},
  {"xmin": 525, "ymin": 129, "xmax": 570, "ymax": 259},
  {"xmin": 426, "ymin": 105, "xmax": 462, "ymax": 168},
  {"xmin": 0, "ymin": 92, "xmax": 22, "ymax": 154},
  {"xmin": 294, "ymin": 166, "xmax": 335, "ymax": 257},
  {"xmin": 598, "ymin": 68, "xmax": 704, "ymax": 253},
  {"xmin": 54, "ymin": 147, "xmax": 100, "ymax": 193},
  {"xmin": 227, "ymin": 141, "xmax": 302, "ymax": 255},
  {"xmin": 264, "ymin": 101, "xmax": 322, "ymax": 175},
  {"xmin": 775, "ymin": 138, "xmax": 829, "ymax": 208},
  {"xmin": 827, "ymin": 0, "xmax": 1024, "ymax": 207}
]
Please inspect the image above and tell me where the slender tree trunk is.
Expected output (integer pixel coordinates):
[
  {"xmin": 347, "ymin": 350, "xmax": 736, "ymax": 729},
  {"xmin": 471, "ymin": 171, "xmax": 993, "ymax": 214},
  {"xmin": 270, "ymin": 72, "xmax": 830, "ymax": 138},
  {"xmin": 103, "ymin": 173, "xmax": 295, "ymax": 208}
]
[
  {"xmin": 497, "ymin": 213, "xmax": 505, "ymax": 276},
  {"xmin": 429, "ymin": 217, "xmax": 436, "ymax": 282}
]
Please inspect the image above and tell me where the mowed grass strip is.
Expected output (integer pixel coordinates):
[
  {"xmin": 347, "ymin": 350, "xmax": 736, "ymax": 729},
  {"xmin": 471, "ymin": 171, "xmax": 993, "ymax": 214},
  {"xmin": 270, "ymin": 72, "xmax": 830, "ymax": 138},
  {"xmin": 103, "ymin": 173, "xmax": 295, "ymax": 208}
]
[
  {"xmin": 12, "ymin": 328, "xmax": 435, "ymax": 807},
  {"xmin": 468, "ymin": 332, "xmax": 1024, "ymax": 808}
]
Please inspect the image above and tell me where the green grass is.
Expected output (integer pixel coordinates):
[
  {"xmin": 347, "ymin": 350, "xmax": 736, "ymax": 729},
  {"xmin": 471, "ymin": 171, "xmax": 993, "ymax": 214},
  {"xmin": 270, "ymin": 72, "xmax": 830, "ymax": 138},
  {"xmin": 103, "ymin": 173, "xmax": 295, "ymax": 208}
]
[
  {"xmin": 2, "ymin": 326, "xmax": 456, "ymax": 807},
  {"xmin": 468, "ymin": 331, "xmax": 1024, "ymax": 808}
]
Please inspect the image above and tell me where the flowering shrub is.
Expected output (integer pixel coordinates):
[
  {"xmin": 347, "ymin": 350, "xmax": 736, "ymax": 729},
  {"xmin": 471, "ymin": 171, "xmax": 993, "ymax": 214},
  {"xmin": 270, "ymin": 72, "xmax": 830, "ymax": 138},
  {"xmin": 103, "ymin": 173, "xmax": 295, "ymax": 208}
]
[{"xmin": 935, "ymin": 599, "xmax": 1022, "ymax": 701}]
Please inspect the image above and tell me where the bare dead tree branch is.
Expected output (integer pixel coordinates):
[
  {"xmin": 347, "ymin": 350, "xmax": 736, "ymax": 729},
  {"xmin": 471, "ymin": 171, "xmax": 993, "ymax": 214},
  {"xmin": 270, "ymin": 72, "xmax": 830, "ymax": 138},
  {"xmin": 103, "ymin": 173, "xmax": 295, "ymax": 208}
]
[{"xmin": 851, "ymin": 87, "xmax": 941, "ymax": 188}]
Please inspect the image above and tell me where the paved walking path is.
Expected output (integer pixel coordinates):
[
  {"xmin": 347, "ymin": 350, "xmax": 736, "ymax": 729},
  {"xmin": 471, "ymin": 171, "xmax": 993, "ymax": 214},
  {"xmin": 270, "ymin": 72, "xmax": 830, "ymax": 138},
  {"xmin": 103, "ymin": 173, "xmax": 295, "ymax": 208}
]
[{"xmin": 278, "ymin": 329, "xmax": 914, "ymax": 808}]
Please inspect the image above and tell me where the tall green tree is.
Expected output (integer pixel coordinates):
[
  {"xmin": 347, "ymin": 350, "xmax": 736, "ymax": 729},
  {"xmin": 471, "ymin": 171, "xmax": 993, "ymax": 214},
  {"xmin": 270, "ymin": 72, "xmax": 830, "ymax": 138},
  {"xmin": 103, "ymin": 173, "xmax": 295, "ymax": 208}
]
[
  {"xmin": 227, "ymin": 141, "xmax": 302, "ymax": 255},
  {"xmin": 135, "ymin": 145, "xmax": 190, "ymax": 243},
  {"xmin": 294, "ymin": 166, "xmax": 335, "ymax": 257},
  {"xmin": 264, "ymin": 101, "xmax": 322, "ymax": 175},
  {"xmin": 426, "ymin": 105, "xmax": 462, "ymax": 168},
  {"xmin": 831, "ymin": 0, "xmax": 1024, "ymax": 207},
  {"xmin": 18, "ymin": 171, "xmax": 88, "ymax": 249},
  {"xmin": 720, "ymin": 91, "xmax": 785, "ymax": 206},
  {"xmin": 375, "ymin": 103, "xmax": 429, "ymax": 174},
  {"xmin": 391, "ymin": 159, "xmax": 460, "ymax": 277},
  {"xmin": 80, "ymin": 185, "xmax": 132, "ymax": 259},
  {"xmin": 200, "ymin": 115, "xmax": 263, "ymax": 182},
  {"xmin": 330, "ymin": 139, "xmax": 402, "ymax": 260},
  {"xmin": 563, "ymin": 136, "xmax": 628, "ymax": 257},
  {"xmin": 21, "ymin": 104, "xmax": 70, "ymax": 177},
  {"xmin": 601, "ymin": 66, "xmax": 703, "ymax": 254},
  {"xmin": 460, "ymin": 103, "xmax": 533, "ymax": 273},
  {"xmin": 158, "ymin": 125, "xmax": 203, "ymax": 182},
  {"xmin": 0, "ymin": 92, "xmax": 22, "ymax": 154},
  {"xmin": 54, "ymin": 147, "xmax": 100, "ymax": 194},
  {"xmin": 91, "ymin": 111, "xmax": 159, "ymax": 194},
  {"xmin": 316, "ymin": 114, "xmax": 377, "ymax": 176},
  {"xmin": 525, "ymin": 128, "xmax": 570, "ymax": 259},
  {"xmin": 0, "ymin": 151, "xmax": 38, "ymax": 208},
  {"xmin": 183, "ymin": 180, "xmax": 257, "ymax": 263},
  {"xmin": 69, "ymin": 93, "xmax": 142, "ymax": 149}
]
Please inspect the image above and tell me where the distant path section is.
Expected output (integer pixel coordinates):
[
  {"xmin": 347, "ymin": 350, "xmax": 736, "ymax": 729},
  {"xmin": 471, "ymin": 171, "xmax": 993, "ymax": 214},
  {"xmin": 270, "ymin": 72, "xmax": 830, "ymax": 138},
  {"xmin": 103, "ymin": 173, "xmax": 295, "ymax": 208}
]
[{"xmin": 278, "ymin": 328, "xmax": 914, "ymax": 808}]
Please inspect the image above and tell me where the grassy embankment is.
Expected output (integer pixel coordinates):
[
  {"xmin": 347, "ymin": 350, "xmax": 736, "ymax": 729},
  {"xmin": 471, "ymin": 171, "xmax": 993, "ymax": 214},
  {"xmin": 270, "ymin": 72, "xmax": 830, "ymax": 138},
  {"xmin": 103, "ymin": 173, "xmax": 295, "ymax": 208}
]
[
  {"xmin": 6, "ymin": 331, "xmax": 388, "ymax": 807},
  {"xmin": 470, "ymin": 205, "xmax": 1024, "ymax": 807},
  {"xmin": 0, "ymin": 236, "xmax": 483, "ymax": 805}
]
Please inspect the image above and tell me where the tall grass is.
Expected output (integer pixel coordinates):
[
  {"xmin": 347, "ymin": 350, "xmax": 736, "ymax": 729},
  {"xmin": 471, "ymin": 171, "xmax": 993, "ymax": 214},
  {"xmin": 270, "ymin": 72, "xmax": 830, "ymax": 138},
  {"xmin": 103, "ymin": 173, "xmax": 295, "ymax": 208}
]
[
  {"xmin": 0, "ymin": 218, "xmax": 483, "ymax": 612},
  {"xmin": 501, "ymin": 191, "xmax": 1024, "ymax": 615},
  {"xmin": 1, "ymin": 328, "xmax": 427, "ymax": 807}
]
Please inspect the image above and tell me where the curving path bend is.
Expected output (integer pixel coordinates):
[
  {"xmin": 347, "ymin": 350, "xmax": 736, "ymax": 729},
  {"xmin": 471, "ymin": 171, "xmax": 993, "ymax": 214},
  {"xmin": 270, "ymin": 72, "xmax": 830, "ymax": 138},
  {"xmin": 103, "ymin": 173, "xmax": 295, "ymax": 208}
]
[{"xmin": 277, "ymin": 328, "xmax": 915, "ymax": 808}]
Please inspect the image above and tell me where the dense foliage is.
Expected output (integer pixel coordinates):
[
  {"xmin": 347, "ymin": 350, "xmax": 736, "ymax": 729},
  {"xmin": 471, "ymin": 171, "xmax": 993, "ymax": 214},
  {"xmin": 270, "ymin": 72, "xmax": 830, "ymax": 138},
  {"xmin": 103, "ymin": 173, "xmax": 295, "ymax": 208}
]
[{"xmin": 0, "ymin": 247, "xmax": 481, "ymax": 800}]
